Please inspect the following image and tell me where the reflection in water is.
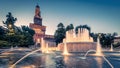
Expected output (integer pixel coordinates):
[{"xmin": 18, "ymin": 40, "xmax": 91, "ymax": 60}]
[
  {"xmin": 95, "ymin": 57, "xmax": 103, "ymax": 68},
  {"xmin": 45, "ymin": 55, "xmax": 55, "ymax": 68},
  {"xmin": 64, "ymin": 55, "xmax": 94, "ymax": 68},
  {"xmin": 10, "ymin": 49, "xmax": 41, "ymax": 68},
  {"xmin": 0, "ymin": 49, "xmax": 119, "ymax": 68},
  {"xmin": 110, "ymin": 44, "xmax": 113, "ymax": 51},
  {"xmin": 8, "ymin": 53, "xmax": 56, "ymax": 68},
  {"xmin": 19, "ymin": 65, "xmax": 36, "ymax": 68},
  {"xmin": 55, "ymin": 56, "xmax": 65, "ymax": 68}
]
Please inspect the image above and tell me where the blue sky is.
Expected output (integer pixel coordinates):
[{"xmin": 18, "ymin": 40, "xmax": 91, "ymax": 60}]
[{"xmin": 0, "ymin": 0, "xmax": 120, "ymax": 35}]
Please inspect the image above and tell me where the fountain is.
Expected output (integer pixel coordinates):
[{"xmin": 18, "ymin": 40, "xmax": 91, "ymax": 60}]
[
  {"xmin": 110, "ymin": 44, "xmax": 113, "ymax": 51},
  {"xmin": 83, "ymin": 50, "xmax": 114, "ymax": 68},
  {"xmin": 15, "ymin": 46, "xmax": 18, "ymax": 49},
  {"xmin": 58, "ymin": 28, "xmax": 96, "ymax": 52},
  {"xmin": 95, "ymin": 37, "xmax": 103, "ymax": 56},
  {"xmin": 9, "ymin": 37, "xmax": 48, "ymax": 68},
  {"xmin": 46, "ymin": 43, "xmax": 49, "ymax": 53},
  {"xmin": 41, "ymin": 37, "xmax": 46, "ymax": 53},
  {"xmin": 10, "ymin": 46, "xmax": 14, "ymax": 51},
  {"xmin": 84, "ymin": 37, "xmax": 103, "ymax": 57},
  {"xmin": 63, "ymin": 39, "xmax": 69, "ymax": 55},
  {"xmin": 10, "ymin": 49, "xmax": 42, "ymax": 68},
  {"xmin": 82, "ymin": 37, "xmax": 114, "ymax": 68}
]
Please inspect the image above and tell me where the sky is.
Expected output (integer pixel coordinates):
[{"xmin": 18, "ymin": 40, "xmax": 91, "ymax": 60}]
[{"xmin": 0, "ymin": 0, "xmax": 120, "ymax": 35}]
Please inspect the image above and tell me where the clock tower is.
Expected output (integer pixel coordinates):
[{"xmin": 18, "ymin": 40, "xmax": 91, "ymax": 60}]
[
  {"xmin": 29, "ymin": 4, "xmax": 46, "ymax": 44},
  {"xmin": 34, "ymin": 4, "xmax": 42, "ymax": 25}
]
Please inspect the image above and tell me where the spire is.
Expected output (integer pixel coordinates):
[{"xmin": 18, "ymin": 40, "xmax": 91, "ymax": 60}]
[
  {"xmin": 34, "ymin": 4, "xmax": 42, "ymax": 26},
  {"xmin": 36, "ymin": 3, "xmax": 40, "ymax": 8},
  {"xmin": 35, "ymin": 4, "xmax": 41, "ymax": 18}
]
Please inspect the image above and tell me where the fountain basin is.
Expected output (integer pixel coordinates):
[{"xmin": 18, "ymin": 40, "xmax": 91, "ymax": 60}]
[{"xmin": 58, "ymin": 42, "xmax": 97, "ymax": 52}]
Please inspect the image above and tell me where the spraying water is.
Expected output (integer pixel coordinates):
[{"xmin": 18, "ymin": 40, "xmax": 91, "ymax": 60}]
[
  {"xmin": 46, "ymin": 43, "xmax": 49, "ymax": 53},
  {"xmin": 84, "ymin": 50, "xmax": 96, "ymax": 57},
  {"xmin": 110, "ymin": 44, "xmax": 113, "ymax": 51},
  {"xmin": 63, "ymin": 39, "xmax": 69, "ymax": 55},
  {"xmin": 96, "ymin": 37, "xmax": 103, "ymax": 56},
  {"xmin": 10, "ymin": 49, "xmax": 41, "ymax": 68},
  {"xmin": 83, "ymin": 50, "xmax": 114, "ymax": 68},
  {"xmin": 10, "ymin": 46, "xmax": 14, "ymax": 51}
]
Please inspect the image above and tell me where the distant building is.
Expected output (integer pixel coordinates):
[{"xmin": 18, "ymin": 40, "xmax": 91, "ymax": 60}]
[
  {"xmin": 29, "ymin": 5, "xmax": 56, "ymax": 48},
  {"xmin": 114, "ymin": 35, "xmax": 120, "ymax": 44}
]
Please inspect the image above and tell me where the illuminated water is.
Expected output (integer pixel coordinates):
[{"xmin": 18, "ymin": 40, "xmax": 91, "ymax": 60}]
[
  {"xmin": 0, "ymin": 48, "xmax": 120, "ymax": 68},
  {"xmin": 96, "ymin": 37, "xmax": 103, "ymax": 56},
  {"xmin": 110, "ymin": 44, "xmax": 113, "ymax": 51},
  {"xmin": 63, "ymin": 40, "xmax": 69, "ymax": 55}
]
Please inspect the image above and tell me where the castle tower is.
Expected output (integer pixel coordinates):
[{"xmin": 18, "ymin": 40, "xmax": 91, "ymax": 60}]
[
  {"xmin": 34, "ymin": 4, "xmax": 42, "ymax": 25},
  {"xmin": 29, "ymin": 4, "xmax": 46, "ymax": 45}
]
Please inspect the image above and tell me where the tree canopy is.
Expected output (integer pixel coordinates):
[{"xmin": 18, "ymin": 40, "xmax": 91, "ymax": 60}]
[
  {"xmin": 75, "ymin": 25, "xmax": 91, "ymax": 34},
  {"xmin": 66, "ymin": 24, "xmax": 74, "ymax": 31},
  {"xmin": 0, "ymin": 12, "xmax": 35, "ymax": 48},
  {"xmin": 3, "ymin": 12, "xmax": 17, "ymax": 34},
  {"xmin": 54, "ymin": 23, "xmax": 65, "ymax": 45}
]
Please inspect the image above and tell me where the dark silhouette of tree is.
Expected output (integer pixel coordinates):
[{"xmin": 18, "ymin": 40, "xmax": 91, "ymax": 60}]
[
  {"xmin": 3, "ymin": 12, "xmax": 17, "ymax": 34},
  {"xmin": 0, "ymin": 26, "xmax": 5, "ymax": 35},
  {"xmin": 57, "ymin": 23, "xmax": 64, "ymax": 28},
  {"xmin": 112, "ymin": 32, "xmax": 118, "ymax": 37},
  {"xmin": 75, "ymin": 24, "xmax": 91, "ymax": 34},
  {"xmin": 54, "ymin": 23, "xmax": 65, "ymax": 45},
  {"xmin": 90, "ymin": 32, "xmax": 98, "ymax": 42},
  {"xmin": 91, "ymin": 33, "xmax": 116, "ymax": 48},
  {"xmin": 21, "ymin": 26, "xmax": 35, "ymax": 36},
  {"xmin": 0, "ymin": 12, "xmax": 35, "ymax": 48},
  {"xmin": 66, "ymin": 24, "xmax": 74, "ymax": 31},
  {"xmin": 0, "ymin": 26, "xmax": 6, "ymax": 41}
]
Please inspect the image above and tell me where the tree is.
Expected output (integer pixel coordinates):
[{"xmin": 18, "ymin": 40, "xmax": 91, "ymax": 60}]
[
  {"xmin": 0, "ymin": 26, "xmax": 5, "ymax": 35},
  {"xmin": 112, "ymin": 32, "xmax": 118, "ymax": 37},
  {"xmin": 0, "ymin": 12, "xmax": 35, "ymax": 48},
  {"xmin": 90, "ymin": 33, "xmax": 98, "ymax": 42},
  {"xmin": 75, "ymin": 25, "xmax": 91, "ymax": 34},
  {"xmin": 54, "ymin": 23, "xmax": 65, "ymax": 45},
  {"xmin": 21, "ymin": 26, "xmax": 35, "ymax": 36},
  {"xmin": 3, "ymin": 12, "xmax": 17, "ymax": 34},
  {"xmin": 66, "ymin": 24, "xmax": 74, "ymax": 31}
]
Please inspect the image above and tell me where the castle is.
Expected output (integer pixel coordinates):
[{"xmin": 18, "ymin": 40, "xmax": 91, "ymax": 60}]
[
  {"xmin": 29, "ymin": 5, "xmax": 56, "ymax": 48},
  {"xmin": 29, "ymin": 4, "xmax": 96, "ymax": 52}
]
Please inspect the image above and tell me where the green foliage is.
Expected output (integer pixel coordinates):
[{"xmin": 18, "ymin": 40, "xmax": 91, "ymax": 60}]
[
  {"xmin": 75, "ymin": 25, "xmax": 91, "ymax": 34},
  {"xmin": 0, "ymin": 26, "xmax": 35, "ymax": 48},
  {"xmin": 0, "ymin": 26, "xmax": 5, "ymax": 35},
  {"xmin": 0, "ymin": 41, "xmax": 9, "ymax": 48},
  {"xmin": 91, "ymin": 33, "xmax": 116, "ymax": 48},
  {"xmin": 66, "ymin": 24, "xmax": 74, "ymax": 31},
  {"xmin": 54, "ymin": 23, "xmax": 65, "ymax": 45},
  {"xmin": 3, "ymin": 12, "xmax": 17, "ymax": 34},
  {"xmin": 0, "ymin": 12, "xmax": 35, "ymax": 48},
  {"xmin": 21, "ymin": 26, "xmax": 35, "ymax": 36},
  {"xmin": 90, "ymin": 33, "xmax": 98, "ymax": 42},
  {"xmin": 57, "ymin": 23, "xmax": 64, "ymax": 28}
]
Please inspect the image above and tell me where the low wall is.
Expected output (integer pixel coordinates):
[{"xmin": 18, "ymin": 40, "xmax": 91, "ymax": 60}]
[{"xmin": 58, "ymin": 42, "xmax": 97, "ymax": 52}]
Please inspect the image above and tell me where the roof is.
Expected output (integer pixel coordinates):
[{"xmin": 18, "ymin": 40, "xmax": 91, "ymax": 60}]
[{"xmin": 114, "ymin": 35, "xmax": 120, "ymax": 39}]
